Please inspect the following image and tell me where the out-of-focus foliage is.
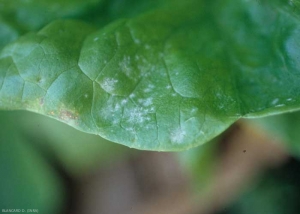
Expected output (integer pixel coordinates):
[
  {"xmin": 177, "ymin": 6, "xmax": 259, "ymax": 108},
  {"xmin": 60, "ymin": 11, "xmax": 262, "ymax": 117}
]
[
  {"xmin": 0, "ymin": 0, "xmax": 169, "ymax": 49},
  {"xmin": 0, "ymin": 0, "xmax": 105, "ymax": 49},
  {"xmin": 250, "ymin": 111, "xmax": 300, "ymax": 158},
  {"xmin": 0, "ymin": 112, "xmax": 64, "ymax": 213},
  {"xmin": 16, "ymin": 110, "xmax": 133, "ymax": 175},
  {"xmin": 0, "ymin": 110, "xmax": 132, "ymax": 211},
  {"xmin": 218, "ymin": 159, "xmax": 300, "ymax": 214},
  {"xmin": 179, "ymin": 139, "xmax": 219, "ymax": 192}
]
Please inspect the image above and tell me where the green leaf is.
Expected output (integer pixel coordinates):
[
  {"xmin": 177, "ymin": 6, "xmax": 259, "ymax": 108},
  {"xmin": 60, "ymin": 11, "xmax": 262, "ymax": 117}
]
[
  {"xmin": 1, "ymin": 0, "xmax": 300, "ymax": 151},
  {"xmin": 0, "ymin": 16, "xmax": 20, "ymax": 50},
  {"xmin": 0, "ymin": 0, "xmax": 104, "ymax": 30},
  {"xmin": 0, "ymin": 0, "xmax": 170, "ymax": 50}
]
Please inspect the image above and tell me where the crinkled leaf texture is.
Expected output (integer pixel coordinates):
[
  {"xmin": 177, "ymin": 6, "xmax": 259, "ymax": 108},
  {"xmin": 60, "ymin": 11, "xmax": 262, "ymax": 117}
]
[{"xmin": 1, "ymin": 0, "xmax": 300, "ymax": 151}]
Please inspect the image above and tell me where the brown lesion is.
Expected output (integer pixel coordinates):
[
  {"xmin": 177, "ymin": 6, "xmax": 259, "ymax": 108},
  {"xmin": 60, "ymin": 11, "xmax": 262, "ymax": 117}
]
[{"xmin": 59, "ymin": 110, "xmax": 79, "ymax": 121}]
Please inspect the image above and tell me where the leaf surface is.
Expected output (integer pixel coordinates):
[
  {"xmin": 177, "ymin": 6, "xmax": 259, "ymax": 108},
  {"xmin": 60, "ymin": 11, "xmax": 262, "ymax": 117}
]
[{"xmin": 1, "ymin": 0, "xmax": 300, "ymax": 150}]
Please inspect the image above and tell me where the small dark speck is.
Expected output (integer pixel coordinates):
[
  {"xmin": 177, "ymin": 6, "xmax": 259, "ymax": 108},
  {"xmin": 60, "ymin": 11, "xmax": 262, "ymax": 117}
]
[{"xmin": 243, "ymin": 150, "xmax": 246, "ymax": 153}]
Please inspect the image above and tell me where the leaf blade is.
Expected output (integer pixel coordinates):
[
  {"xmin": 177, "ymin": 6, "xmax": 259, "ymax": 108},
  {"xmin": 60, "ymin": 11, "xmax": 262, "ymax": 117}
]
[{"xmin": 1, "ymin": 0, "xmax": 300, "ymax": 150}]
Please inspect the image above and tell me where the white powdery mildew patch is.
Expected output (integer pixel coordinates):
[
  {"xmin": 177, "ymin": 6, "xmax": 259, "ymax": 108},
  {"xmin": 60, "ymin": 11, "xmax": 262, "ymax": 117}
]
[
  {"xmin": 99, "ymin": 97, "xmax": 122, "ymax": 122},
  {"xmin": 100, "ymin": 106, "xmax": 114, "ymax": 120},
  {"xmin": 112, "ymin": 119, "xmax": 119, "ymax": 125},
  {"xmin": 143, "ymin": 88, "xmax": 152, "ymax": 93},
  {"xmin": 125, "ymin": 127, "xmax": 135, "ymax": 132},
  {"xmin": 218, "ymin": 103, "xmax": 225, "ymax": 110},
  {"xmin": 125, "ymin": 107, "xmax": 151, "ymax": 125},
  {"xmin": 119, "ymin": 56, "xmax": 134, "ymax": 78},
  {"xmin": 191, "ymin": 107, "xmax": 198, "ymax": 113},
  {"xmin": 127, "ymin": 107, "xmax": 147, "ymax": 124},
  {"xmin": 137, "ymin": 62, "xmax": 151, "ymax": 78},
  {"xmin": 170, "ymin": 127, "xmax": 186, "ymax": 144},
  {"xmin": 143, "ymin": 98, "xmax": 153, "ymax": 107},
  {"xmin": 134, "ymin": 38, "xmax": 141, "ymax": 44},
  {"xmin": 100, "ymin": 103, "xmax": 118, "ymax": 120},
  {"xmin": 271, "ymin": 98, "xmax": 279, "ymax": 105},
  {"xmin": 148, "ymin": 84, "xmax": 155, "ymax": 89},
  {"xmin": 166, "ymin": 85, "xmax": 172, "ymax": 90},
  {"xmin": 101, "ymin": 78, "xmax": 118, "ymax": 93},
  {"xmin": 121, "ymin": 98, "xmax": 128, "ymax": 105},
  {"xmin": 143, "ymin": 83, "xmax": 155, "ymax": 93},
  {"xmin": 138, "ymin": 97, "xmax": 153, "ymax": 107}
]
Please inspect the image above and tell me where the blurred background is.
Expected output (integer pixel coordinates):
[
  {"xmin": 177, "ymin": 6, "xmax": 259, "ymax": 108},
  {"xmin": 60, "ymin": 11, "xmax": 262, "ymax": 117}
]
[{"xmin": 1, "ymin": 110, "xmax": 300, "ymax": 214}]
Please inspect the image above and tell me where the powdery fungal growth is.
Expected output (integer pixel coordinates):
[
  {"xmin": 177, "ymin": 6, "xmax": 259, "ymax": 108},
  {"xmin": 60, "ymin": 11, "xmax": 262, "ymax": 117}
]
[
  {"xmin": 143, "ymin": 88, "xmax": 152, "ymax": 93},
  {"xmin": 170, "ymin": 127, "xmax": 186, "ymax": 144},
  {"xmin": 143, "ymin": 98, "xmax": 153, "ymax": 107},
  {"xmin": 191, "ymin": 107, "xmax": 198, "ymax": 113},
  {"xmin": 134, "ymin": 38, "xmax": 141, "ymax": 44},
  {"xmin": 271, "ymin": 98, "xmax": 279, "ymax": 105},
  {"xmin": 101, "ymin": 78, "xmax": 118, "ymax": 93},
  {"xmin": 99, "ymin": 99, "xmax": 121, "ymax": 121},
  {"xmin": 100, "ymin": 106, "xmax": 114, "ymax": 120},
  {"xmin": 121, "ymin": 98, "xmax": 128, "ymax": 105},
  {"xmin": 128, "ymin": 107, "xmax": 146, "ymax": 124},
  {"xmin": 119, "ymin": 56, "xmax": 133, "ymax": 78}
]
